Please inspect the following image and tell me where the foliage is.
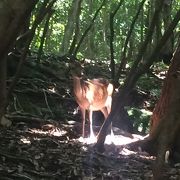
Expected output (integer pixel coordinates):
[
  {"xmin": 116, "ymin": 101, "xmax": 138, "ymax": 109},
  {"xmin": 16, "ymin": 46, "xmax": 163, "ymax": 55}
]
[
  {"xmin": 127, "ymin": 107, "xmax": 152, "ymax": 134},
  {"xmin": 31, "ymin": 0, "xmax": 180, "ymax": 62}
]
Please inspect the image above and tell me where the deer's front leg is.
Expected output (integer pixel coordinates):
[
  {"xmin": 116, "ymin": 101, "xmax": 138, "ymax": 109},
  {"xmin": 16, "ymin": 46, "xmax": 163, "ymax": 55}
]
[
  {"xmin": 80, "ymin": 107, "xmax": 86, "ymax": 137},
  {"xmin": 88, "ymin": 110, "xmax": 96, "ymax": 139}
]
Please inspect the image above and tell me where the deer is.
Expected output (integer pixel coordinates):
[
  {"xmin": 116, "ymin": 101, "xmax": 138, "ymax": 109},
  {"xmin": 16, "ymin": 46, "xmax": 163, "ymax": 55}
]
[{"xmin": 73, "ymin": 76, "xmax": 114, "ymax": 139}]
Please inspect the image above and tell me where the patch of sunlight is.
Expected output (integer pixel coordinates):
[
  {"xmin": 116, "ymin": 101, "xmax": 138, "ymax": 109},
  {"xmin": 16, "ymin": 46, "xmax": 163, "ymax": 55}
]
[
  {"xmin": 140, "ymin": 109, "xmax": 152, "ymax": 116},
  {"xmin": 78, "ymin": 136, "xmax": 97, "ymax": 144},
  {"xmin": 81, "ymin": 145, "xmax": 88, "ymax": 151},
  {"xmin": 20, "ymin": 138, "xmax": 31, "ymax": 144},
  {"xmin": 72, "ymin": 107, "xmax": 79, "ymax": 115},
  {"xmin": 48, "ymin": 87, "xmax": 56, "ymax": 93},
  {"xmin": 29, "ymin": 128, "xmax": 67, "ymax": 137},
  {"xmin": 78, "ymin": 132, "xmax": 146, "ymax": 146},
  {"xmin": 121, "ymin": 148, "xmax": 137, "ymax": 155},
  {"xmin": 47, "ymin": 83, "xmax": 58, "ymax": 93}
]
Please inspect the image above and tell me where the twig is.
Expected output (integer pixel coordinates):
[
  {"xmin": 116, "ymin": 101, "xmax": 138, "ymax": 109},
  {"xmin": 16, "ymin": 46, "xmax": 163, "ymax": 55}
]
[
  {"xmin": 43, "ymin": 89, "xmax": 54, "ymax": 117},
  {"xmin": 13, "ymin": 94, "xmax": 24, "ymax": 112},
  {"xmin": 0, "ymin": 149, "xmax": 34, "ymax": 166}
]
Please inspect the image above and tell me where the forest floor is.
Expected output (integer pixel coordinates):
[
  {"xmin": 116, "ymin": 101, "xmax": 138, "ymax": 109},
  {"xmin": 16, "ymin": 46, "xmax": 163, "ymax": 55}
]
[
  {"xmin": 1, "ymin": 54, "xmax": 180, "ymax": 179},
  {"xmin": 0, "ymin": 119, "xmax": 180, "ymax": 180}
]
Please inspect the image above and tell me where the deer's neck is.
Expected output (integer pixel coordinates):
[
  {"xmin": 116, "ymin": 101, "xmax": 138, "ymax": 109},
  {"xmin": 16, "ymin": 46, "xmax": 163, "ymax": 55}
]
[{"xmin": 73, "ymin": 76, "xmax": 86, "ymax": 99}]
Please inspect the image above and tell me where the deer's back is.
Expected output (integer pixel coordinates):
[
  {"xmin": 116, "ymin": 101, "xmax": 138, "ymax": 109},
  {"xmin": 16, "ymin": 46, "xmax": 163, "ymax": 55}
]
[{"xmin": 73, "ymin": 77, "xmax": 111, "ymax": 111}]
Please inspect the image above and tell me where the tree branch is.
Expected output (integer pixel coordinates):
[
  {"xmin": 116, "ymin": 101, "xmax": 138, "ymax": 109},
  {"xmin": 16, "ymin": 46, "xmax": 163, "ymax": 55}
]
[
  {"xmin": 73, "ymin": 0, "xmax": 106, "ymax": 57},
  {"xmin": 114, "ymin": 0, "xmax": 146, "ymax": 86},
  {"xmin": 123, "ymin": 0, "xmax": 165, "ymax": 91}
]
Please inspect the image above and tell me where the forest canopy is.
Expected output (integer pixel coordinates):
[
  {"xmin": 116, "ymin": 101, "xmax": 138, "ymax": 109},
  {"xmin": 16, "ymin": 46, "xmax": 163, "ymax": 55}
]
[{"xmin": 31, "ymin": 0, "xmax": 180, "ymax": 61}]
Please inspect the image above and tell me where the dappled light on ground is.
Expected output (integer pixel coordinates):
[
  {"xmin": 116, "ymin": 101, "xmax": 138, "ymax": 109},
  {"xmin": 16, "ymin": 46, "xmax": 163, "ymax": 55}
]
[
  {"xmin": 0, "ymin": 118, "xmax": 179, "ymax": 179},
  {"xmin": 78, "ymin": 129, "xmax": 146, "ymax": 146},
  {"xmin": 28, "ymin": 126, "xmax": 67, "ymax": 137},
  {"xmin": 77, "ymin": 131, "xmax": 150, "ymax": 158}
]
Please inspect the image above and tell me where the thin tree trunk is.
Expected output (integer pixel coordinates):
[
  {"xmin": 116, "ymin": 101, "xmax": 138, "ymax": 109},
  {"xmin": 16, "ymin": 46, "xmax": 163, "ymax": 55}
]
[
  {"xmin": 60, "ymin": 0, "xmax": 82, "ymax": 56},
  {"xmin": 0, "ymin": 56, "xmax": 7, "ymax": 122},
  {"xmin": 37, "ymin": 9, "xmax": 54, "ymax": 63},
  {"xmin": 115, "ymin": 0, "xmax": 146, "ymax": 86},
  {"xmin": 102, "ymin": 7, "xmax": 110, "ymax": 59},
  {"xmin": 86, "ymin": 0, "xmax": 95, "ymax": 59},
  {"xmin": 109, "ymin": 0, "xmax": 124, "ymax": 82},
  {"xmin": 45, "ymin": 18, "xmax": 53, "ymax": 51},
  {"xmin": 159, "ymin": 0, "xmax": 173, "ymax": 65},
  {"xmin": 73, "ymin": 0, "xmax": 106, "ymax": 57},
  {"xmin": 16, "ymin": 15, "xmax": 31, "ymax": 52},
  {"xmin": 68, "ymin": 0, "xmax": 82, "ymax": 55}
]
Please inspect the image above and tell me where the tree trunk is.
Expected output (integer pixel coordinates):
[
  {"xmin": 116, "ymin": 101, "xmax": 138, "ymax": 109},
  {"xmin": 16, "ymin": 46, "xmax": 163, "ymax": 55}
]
[
  {"xmin": 37, "ymin": 10, "xmax": 53, "ymax": 62},
  {"xmin": 15, "ymin": 15, "xmax": 31, "ymax": 52},
  {"xmin": 115, "ymin": 0, "xmax": 146, "ymax": 86},
  {"xmin": 101, "ymin": 7, "xmax": 110, "ymax": 59},
  {"xmin": 159, "ymin": 0, "xmax": 173, "ymax": 65},
  {"xmin": 68, "ymin": 0, "xmax": 82, "ymax": 55},
  {"xmin": 86, "ymin": 0, "xmax": 95, "ymax": 59},
  {"xmin": 7, "ymin": 0, "xmax": 56, "ymax": 102},
  {"xmin": 0, "ymin": 0, "xmax": 37, "ymax": 123},
  {"xmin": 150, "ymin": 42, "xmax": 180, "ymax": 180},
  {"xmin": 60, "ymin": 0, "xmax": 82, "ymax": 56},
  {"xmin": 45, "ymin": 18, "xmax": 53, "ymax": 52},
  {"xmin": 109, "ymin": 0, "xmax": 124, "ymax": 82},
  {"xmin": 150, "ymin": 42, "xmax": 180, "ymax": 140},
  {"xmin": 73, "ymin": 0, "xmax": 106, "ymax": 57}
]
